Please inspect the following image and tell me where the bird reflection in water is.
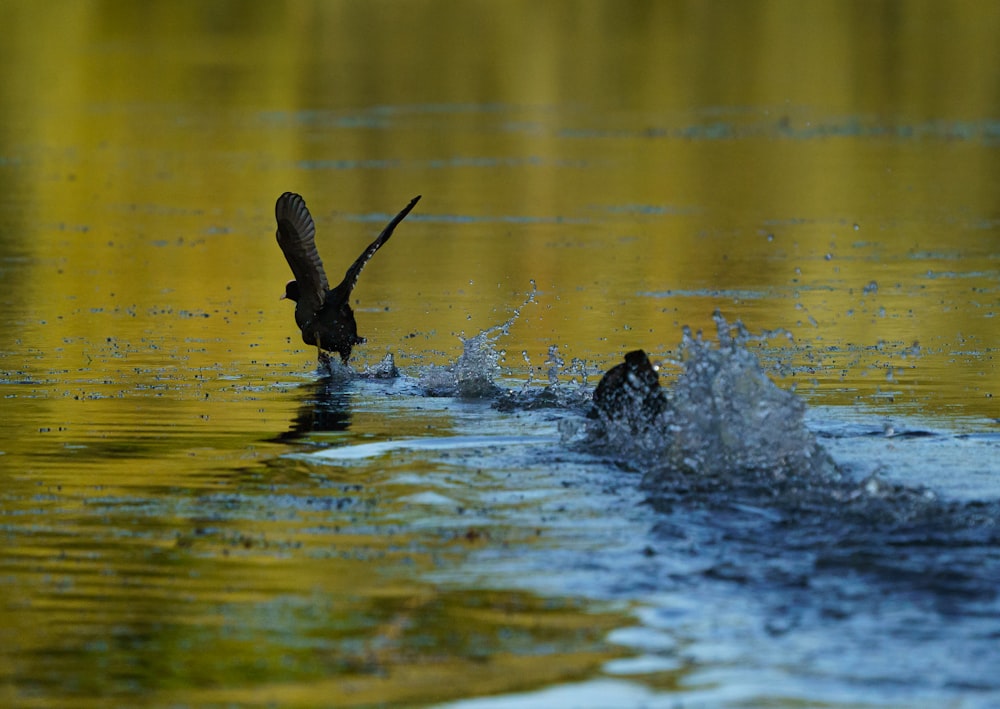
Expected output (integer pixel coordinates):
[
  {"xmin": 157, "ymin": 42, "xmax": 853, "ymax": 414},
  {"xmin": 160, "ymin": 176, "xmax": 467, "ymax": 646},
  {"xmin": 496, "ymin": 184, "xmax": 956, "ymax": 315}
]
[
  {"xmin": 274, "ymin": 355, "xmax": 399, "ymax": 442},
  {"xmin": 275, "ymin": 374, "xmax": 355, "ymax": 442}
]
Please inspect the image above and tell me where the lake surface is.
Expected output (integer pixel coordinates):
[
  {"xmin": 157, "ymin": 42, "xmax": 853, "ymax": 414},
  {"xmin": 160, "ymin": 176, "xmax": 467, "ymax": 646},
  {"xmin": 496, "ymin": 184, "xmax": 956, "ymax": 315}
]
[{"xmin": 1, "ymin": 2, "xmax": 999, "ymax": 707}]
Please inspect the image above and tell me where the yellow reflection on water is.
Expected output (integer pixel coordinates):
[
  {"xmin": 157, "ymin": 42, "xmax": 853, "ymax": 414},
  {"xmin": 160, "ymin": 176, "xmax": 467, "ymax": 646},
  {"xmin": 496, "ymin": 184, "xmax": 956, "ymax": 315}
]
[{"xmin": 1, "ymin": 0, "xmax": 996, "ymax": 412}]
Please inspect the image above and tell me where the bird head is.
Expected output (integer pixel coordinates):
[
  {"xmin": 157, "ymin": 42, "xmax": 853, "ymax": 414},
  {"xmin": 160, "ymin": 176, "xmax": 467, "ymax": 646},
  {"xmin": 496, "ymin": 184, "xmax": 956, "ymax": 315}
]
[{"xmin": 282, "ymin": 280, "xmax": 301, "ymax": 302}]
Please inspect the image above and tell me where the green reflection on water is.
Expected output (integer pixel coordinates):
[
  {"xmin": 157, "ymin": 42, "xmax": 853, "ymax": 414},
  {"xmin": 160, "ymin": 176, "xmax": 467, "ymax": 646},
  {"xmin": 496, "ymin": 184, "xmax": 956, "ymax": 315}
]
[{"xmin": 1, "ymin": 0, "xmax": 999, "ymax": 706}]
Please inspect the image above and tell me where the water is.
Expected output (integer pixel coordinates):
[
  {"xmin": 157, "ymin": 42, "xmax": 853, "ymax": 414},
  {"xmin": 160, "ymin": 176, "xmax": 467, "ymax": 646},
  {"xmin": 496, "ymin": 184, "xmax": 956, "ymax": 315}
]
[
  {"xmin": 240, "ymin": 314, "xmax": 1000, "ymax": 708},
  {"xmin": 2, "ymin": 2, "xmax": 1000, "ymax": 707}
]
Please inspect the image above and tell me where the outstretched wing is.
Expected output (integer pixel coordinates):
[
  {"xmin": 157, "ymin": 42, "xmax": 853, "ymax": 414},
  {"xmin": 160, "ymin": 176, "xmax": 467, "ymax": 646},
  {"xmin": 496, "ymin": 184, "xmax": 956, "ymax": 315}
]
[
  {"xmin": 275, "ymin": 192, "xmax": 329, "ymax": 317},
  {"xmin": 329, "ymin": 195, "xmax": 422, "ymax": 302}
]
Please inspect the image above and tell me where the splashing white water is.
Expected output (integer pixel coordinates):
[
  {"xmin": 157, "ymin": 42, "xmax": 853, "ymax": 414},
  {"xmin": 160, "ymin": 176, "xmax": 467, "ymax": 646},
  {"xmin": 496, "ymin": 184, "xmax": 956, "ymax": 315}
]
[
  {"xmin": 419, "ymin": 282, "xmax": 537, "ymax": 398},
  {"xmin": 664, "ymin": 313, "xmax": 833, "ymax": 478},
  {"xmin": 584, "ymin": 311, "xmax": 835, "ymax": 482}
]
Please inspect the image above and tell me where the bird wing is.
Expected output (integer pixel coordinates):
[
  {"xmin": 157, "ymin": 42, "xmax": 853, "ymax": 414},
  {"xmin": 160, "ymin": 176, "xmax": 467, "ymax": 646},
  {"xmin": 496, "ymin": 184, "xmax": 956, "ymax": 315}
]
[
  {"xmin": 329, "ymin": 195, "xmax": 422, "ymax": 302},
  {"xmin": 275, "ymin": 192, "xmax": 329, "ymax": 316}
]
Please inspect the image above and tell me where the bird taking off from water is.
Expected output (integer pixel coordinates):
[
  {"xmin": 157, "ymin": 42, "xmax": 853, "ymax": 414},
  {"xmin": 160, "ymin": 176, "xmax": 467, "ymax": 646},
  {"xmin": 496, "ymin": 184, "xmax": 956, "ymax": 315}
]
[{"xmin": 275, "ymin": 192, "xmax": 421, "ymax": 364}]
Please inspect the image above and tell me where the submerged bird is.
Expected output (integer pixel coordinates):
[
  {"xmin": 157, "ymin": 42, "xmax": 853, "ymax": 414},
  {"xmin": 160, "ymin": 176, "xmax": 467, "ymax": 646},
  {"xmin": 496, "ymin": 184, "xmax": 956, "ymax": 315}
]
[{"xmin": 275, "ymin": 192, "xmax": 421, "ymax": 364}]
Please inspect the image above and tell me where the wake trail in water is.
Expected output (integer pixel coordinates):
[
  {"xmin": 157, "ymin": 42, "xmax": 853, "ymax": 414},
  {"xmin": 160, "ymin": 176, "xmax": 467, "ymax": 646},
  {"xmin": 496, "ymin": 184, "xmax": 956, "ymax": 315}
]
[
  {"xmin": 561, "ymin": 311, "xmax": 1000, "ymax": 616},
  {"xmin": 303, "ymin": 300, "xmax": 1000, "ymax": 694},
  {"xmin": 418, "ymin": 303, "xmax": 1000, "ymax": 602},
  {"xmin": 336, "ymin": 296, "xmax": 1000, "ymax": 584}
]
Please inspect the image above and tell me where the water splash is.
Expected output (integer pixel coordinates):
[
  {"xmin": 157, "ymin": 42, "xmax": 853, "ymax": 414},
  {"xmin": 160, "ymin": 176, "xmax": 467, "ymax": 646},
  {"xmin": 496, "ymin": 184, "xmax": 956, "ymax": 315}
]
[
  {"xmin": 664, "ymin": 313, "xmax": 833, "ymax": 479},
  {"xmin": 361, "ymin": 352, "xmax": 399, "ymax": 379},
  {"xmin": 419, "ymin": 282, "xmax": 537, "ymax": 398},
  {"xmin": 584, "ymin": 311, "xmax": 835, "ymax": 483},
  {"xmin": 545, "ymin": 345, "xmax": 564, "ymax": 386},
  {"xmin": 317, "ymin": 349, "xmax": 398, "ymax": 380},
  {"xmin": 494, "ymin": 343, "xmax": 594, "ymax": 412},
  {"xmin": 317, "ymin": 353, "xmax": 357, "ymax": 381}
]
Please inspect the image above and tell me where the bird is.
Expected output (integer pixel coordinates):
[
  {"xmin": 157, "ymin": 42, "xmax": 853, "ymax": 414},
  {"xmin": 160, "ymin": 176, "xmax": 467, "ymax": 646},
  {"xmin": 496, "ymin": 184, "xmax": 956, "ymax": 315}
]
[
  {"xmin": 590, "ymin": 349, "xmax": 668, "ymax": 432},
  {"xmin": 275, "ymin": 192, "xmax": 421, "ymax": 364}
]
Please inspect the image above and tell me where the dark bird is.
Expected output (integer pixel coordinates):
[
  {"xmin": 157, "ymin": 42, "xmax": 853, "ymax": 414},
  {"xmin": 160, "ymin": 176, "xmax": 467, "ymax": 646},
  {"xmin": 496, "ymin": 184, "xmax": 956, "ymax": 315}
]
[
  {"xmin": 275, "ymin": 192, "xmax": 421, "ymax": 364},
  {"xmin": 590, "ymin": 349, "xmax": 668, "ymax": 433}
]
